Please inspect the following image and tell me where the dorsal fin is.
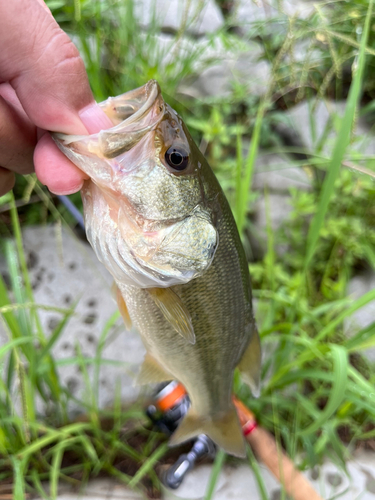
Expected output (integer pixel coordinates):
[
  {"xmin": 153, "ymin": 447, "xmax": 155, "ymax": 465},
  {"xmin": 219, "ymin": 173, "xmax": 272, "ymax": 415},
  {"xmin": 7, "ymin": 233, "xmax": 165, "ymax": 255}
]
[{"xmin": 148, "ymin": 288, "xmax": 195, "ymax": 344}]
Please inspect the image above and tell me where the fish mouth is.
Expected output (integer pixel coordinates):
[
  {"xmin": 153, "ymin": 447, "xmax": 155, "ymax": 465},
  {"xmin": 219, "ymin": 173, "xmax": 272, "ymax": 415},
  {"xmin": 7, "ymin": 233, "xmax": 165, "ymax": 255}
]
[
  {"xmin": 53, "ymin": 80, "xmax": 165, "ymax": 155},
  {"xmin": 99, "ymin": 79, "xmax": 163, "ymax": 127}
]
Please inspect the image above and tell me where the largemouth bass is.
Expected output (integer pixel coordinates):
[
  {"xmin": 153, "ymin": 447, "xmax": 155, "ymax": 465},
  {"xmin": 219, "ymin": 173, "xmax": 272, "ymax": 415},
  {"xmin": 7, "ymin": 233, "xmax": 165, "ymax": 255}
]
[{"xmin": 53, "ymin": 80, "xmax": 261, "ymax": 457}]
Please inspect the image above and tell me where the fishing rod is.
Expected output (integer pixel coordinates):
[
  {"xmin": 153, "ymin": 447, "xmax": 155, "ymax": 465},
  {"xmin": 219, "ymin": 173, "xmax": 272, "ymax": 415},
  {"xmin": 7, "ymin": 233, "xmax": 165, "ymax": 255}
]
[
  {"xmin": 147, "ymin": 381, "xmax": 323, "ymax": 500},
  {"xmin": 57, "ymin": 195, "xmax": 85, "ymax": 230}
]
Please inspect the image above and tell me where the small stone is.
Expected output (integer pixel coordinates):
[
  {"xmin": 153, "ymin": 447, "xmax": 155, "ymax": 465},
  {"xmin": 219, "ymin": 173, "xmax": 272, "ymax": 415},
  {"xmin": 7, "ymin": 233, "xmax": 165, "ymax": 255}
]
[
  {"xmin": 32, "ymin": 268, "xmax": 44, "ymax": 290},
  {"xmin": 48, "ymin": 316, "xmax": 60, "ymax": 332},
  {"xmin": 1, "ymin": 272, "xmax": 11, "ymax": 289},
  {"xmin": 63, "ymin": 294, "xmax": 72, "ymax": 305},
  {"xmin": 83, "ymin": 313, "xmax": 97, "ymax": 325},
  {"xmin": 327, "ymin": 472, "xmax": 343, "ymax": 487},
  {"xmin": 26, "ymin": 250, "xmax": 38, "ymax": 270},
  {"xmin": 67, "ymin": 377, "xmax": 79, "ymax": 393},
  {"xmin": 310, "ymin": 466, "xmax": 320, "ymax": 480},
  {"xmin": 271, "ymin": 489, "xmax": 281, "ymax": 500}
]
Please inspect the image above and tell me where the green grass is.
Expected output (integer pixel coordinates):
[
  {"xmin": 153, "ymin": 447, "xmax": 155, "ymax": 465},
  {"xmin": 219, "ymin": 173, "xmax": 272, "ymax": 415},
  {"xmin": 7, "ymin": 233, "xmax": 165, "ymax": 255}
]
[
  {"xmin": 1, "ymin": 0, "xmax": 375, "ymax": 498},
  {"xmin": 0, "ymin": 192, "xmax": 169, "ymax": 498}
]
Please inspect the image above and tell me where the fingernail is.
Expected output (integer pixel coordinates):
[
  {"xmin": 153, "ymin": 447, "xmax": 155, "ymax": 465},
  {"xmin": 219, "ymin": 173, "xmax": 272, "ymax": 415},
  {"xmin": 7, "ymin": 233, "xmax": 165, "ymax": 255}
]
[
  {"xmin": 79, "ymin": 102, "xmax": 114, "ymax": 134},
  {"xmin": 49, "ymin": 181, "xmax": 84, "ymax": 196}
]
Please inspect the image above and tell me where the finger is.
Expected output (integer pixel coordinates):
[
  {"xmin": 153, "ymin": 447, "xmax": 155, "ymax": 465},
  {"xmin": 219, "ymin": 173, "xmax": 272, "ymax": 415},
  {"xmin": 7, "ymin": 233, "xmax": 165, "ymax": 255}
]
[
  {"xmin": 34, "ymin": 100, "xmax": 114, "ymax": 192},
  {"xmin": 0, "ymin": 0, "xmax": 113, "ymax": 195},
  {"xmin": 35, "ymin": 0, "xmax": 53, "ymax": 14},
  {"xmin": 0, "ymin": 0, "xmax": 109, "ymax": 134},
  {"xmin": 0, "ymin": 168, "xmax": 16, "ymax": 197},
  {"xmin": 34, "ymin": 133, "xmax": 88, "ymax": 195},
  {"xmin": 0, "ymin": 82, "xmax": 25, "ymax": 110},
  {"xmin": 34, "ymin": 102, "xmax": 114, "ymax": 194},
  {"xmin": 0, "ymin": 83, "xmax": 109, "ymax": 193},
  {"xmin": 79, "ymin": 102, "xmax": 115, "ymax": 134},
  {"xmin": 0, "ymin": 93, "xmax": 36, "ymax": 175}
]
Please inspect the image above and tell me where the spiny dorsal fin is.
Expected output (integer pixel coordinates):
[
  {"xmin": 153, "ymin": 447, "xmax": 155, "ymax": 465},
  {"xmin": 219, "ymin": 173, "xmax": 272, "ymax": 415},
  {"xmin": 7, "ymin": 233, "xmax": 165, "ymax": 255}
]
[
  {"xmin": 148, "ymin": 288, "xmax": 195, "ymax": 344},
  {"xmin": 136, "ymin": 353, "xmax": 173, "ymax": 385},
  {"xmin": 111, "ymin": 282, "xmax": 132, "ymax": 330},
  {"xmin": 237, "ymin": 328, "xmax": 261, "ymax": 397}
]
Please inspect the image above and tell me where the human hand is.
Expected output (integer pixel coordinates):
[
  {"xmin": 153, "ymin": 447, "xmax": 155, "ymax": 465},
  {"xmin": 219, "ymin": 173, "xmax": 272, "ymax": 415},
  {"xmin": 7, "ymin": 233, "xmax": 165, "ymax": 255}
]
[{"xmin": 0, "ymin": 0, "xmax": 113, "ymax": 197}]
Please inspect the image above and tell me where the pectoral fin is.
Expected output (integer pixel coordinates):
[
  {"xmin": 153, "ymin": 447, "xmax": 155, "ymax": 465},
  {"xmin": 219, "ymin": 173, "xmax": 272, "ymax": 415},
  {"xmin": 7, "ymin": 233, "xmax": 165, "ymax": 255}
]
[
  {"xmin": 169, "ymin": 407, "xmax": 246, "ymax": 458},
  {"xmin": 237, "ymin": 329, "xmax": 261, "ymax": 397},
  {"xmin": 111, "ymin": 282, "xmax": 132, "ymax": 330},
  {"xmin": 148, "ymin": 288, "xmax": 195, "ymax": 344},
  {"xmin": 136, "ymin": 353, "xmax": 173, "ymax": 385}
]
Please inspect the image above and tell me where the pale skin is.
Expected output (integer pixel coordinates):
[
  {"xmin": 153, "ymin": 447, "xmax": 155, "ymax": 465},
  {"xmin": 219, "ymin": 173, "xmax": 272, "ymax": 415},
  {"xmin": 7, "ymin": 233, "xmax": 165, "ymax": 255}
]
[{"xmin": 0, "ymin": 0, "xmax": 113, "ymax": 197}]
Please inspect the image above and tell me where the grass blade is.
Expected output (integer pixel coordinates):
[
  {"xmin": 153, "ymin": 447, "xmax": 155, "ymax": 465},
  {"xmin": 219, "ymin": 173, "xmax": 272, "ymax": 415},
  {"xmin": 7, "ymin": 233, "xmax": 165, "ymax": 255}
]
[
  {"xmin": 11, "ymin": 456, "xmax": 25, "ymax": 500},
  {"xmin": 316, "ymin": 287, "xmax": 375, "ymax": 341},
  {"xmin": 8, "ymin": 192, "xmax": 44, "ymax": 340},
  {"xmin": 235, "ymin": 125, "xmax": 243, "ymax": 223},
  {"xmin": 128, "ymin": 442, "xmax": 168, "ymax": 489},
  {"xmin": 247, "ymin": 446, "xmax": 269, "ymax": 500},
  {"xmin": 31, "ymin": 469, "xmax": 49, "ymax": 500},
  {"xmin": 237, "ymin": 101, "xmax": 266, "ymax": 235},
  {"xmin": 300, "ymin": 345, "xmax": 348, "ymax": 435},
  {"xmin": 50, "ymin": 443, "xmax": 64, "ymax": 500},
  {"xmin": 37, "ymin": 309, "xmax": 74, "ymax": 363},
  {"xmin": 304, "ymin": 0, "xmax": 373, "ymax": 267},
  {"xmin": 204, "ymin": 448, "xmax": 226, "ymax": 500}
]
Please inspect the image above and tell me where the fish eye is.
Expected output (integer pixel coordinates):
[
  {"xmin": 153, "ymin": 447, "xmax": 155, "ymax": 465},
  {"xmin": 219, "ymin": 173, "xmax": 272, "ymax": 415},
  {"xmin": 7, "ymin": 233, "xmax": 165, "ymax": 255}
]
[{"xmin": 165, "ymin": 146, "xmax": 189, "ymax": 171}]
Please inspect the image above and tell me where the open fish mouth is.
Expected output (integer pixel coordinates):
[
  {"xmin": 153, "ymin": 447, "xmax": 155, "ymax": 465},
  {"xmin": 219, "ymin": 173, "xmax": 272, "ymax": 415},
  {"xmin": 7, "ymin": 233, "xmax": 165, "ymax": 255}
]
[
  {"xmin": 98, "ymin": 79, "xmax": 164, "ymax": 127},
  {"xmin": 53, "ymin": 80, "xmax": 165, "ymax": 169}
]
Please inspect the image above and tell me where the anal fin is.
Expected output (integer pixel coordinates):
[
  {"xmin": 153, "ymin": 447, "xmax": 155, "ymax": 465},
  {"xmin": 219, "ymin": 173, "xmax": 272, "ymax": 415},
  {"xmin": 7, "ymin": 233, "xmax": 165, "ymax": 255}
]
[
  {"xmin": 136, "ymin": 353, "xmax": 173, "ymax": 386},
  {"xmin": 237, "ymin": 329, "xmax": 261, "ymax": 397},
  {"xmin": 148, "ymin": 288, "xmax": 195, "ymax": 344},
  {"xmin": 111, "ymin": 282, "xmax": 132, "ymax": 330},
  {"xmin": 169, "ymin": 407, "xmax": 246, "ymax": 458}
]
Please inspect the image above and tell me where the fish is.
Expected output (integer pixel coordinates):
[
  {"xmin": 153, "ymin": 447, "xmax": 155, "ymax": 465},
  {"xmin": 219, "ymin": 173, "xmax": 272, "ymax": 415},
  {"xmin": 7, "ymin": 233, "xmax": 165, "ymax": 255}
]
[{"xmin": 52, "ymin": 80, "xmax": 261, "ymax": 457}]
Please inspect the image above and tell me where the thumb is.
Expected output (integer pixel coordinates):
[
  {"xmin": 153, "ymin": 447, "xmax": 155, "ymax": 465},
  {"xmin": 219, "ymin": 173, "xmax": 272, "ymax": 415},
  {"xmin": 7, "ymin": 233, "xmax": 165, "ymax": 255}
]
[{"xmin": 0, "ymin": 0, "xmax": 111, "ymax": 135}]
